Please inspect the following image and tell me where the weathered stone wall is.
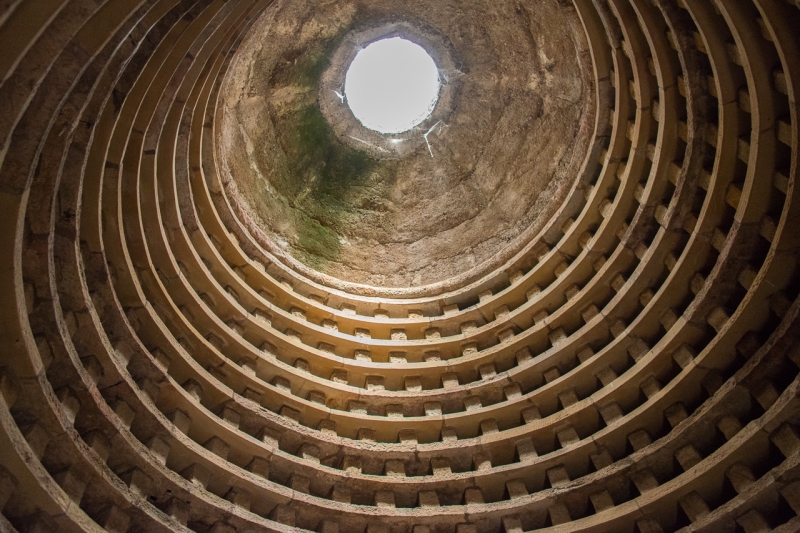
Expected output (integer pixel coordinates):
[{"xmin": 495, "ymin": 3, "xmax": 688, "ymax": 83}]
[
  {"xmin": 216, "ymin": 0, "xmax": 594, "ymax": 290},
  {"xmin": 0, "ymin": 0, "xmax": 798, "ymax": 532}
]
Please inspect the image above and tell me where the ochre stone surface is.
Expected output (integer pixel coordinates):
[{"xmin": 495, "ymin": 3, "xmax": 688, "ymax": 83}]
[
  {"xmin": 217, "ymin": 0, "xmax": 594, "ymax": 290},
  {"xmin": 0, "ymin": 0, "xmax": 799, "ymax": 532}
]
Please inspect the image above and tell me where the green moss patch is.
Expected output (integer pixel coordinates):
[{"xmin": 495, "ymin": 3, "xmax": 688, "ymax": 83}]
[{"xmin": 268, "ymin": 36, "xmax": 396, "ymax": 271}]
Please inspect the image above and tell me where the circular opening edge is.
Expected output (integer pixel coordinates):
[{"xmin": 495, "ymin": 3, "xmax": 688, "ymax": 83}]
[{"xmin": 319, "ymin": 22, "xmax": 460, "ymax": 159}]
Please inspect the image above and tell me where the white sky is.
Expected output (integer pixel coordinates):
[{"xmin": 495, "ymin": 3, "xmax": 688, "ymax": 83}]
[{"xmin": 344, "ymin": 38, "xmax": 440, "ymax": 134}]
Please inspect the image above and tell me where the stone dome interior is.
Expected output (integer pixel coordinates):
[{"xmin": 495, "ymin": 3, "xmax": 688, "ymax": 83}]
[
  {"xmin": 217, "ymin": 0, "xmax": 593, "ymax": 291},
  {"xmin": 0, "ymin": 0, "xmax": 799, "ymax": 532}
]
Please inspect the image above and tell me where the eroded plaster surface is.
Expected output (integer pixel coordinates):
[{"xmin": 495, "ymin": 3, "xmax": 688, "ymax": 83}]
[{"xmin": 217, "ymin": 0, "xmax": 594, "ymax": 290}]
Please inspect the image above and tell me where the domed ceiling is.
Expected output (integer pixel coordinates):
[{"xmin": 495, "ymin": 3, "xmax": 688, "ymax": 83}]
[
  {"xmin": 0, "ymin": 0, "xmax": 799, "ymax": 532},
  {"xmin": 216, "ymin": 0, "xmax": 594, "ymax": 291}
]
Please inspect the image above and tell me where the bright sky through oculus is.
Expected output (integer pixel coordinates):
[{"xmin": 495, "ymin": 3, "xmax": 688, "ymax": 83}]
[{"xmin": 344, "ymin": 37, "xmax": 440, "ymax": 134}]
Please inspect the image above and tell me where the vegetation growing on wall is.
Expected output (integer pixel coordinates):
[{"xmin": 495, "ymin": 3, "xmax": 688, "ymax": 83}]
[{"xmin": 269, "ymin": 34, "xmax": 395, "ymax": 270}]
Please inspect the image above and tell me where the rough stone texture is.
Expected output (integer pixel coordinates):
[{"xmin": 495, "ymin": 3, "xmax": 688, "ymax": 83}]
[
  {"xmin": 0, "ymin": 0, "xmax": 799, "ymax": 532},
  {"xmin": 217, "ymin": 0, "xmax": 594, "ymax": 289}
]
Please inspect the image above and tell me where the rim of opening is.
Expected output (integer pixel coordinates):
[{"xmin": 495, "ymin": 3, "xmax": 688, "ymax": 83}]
[
  {"xmin": 318, "ymin": 22, "xmax": 458, "ymax": 159},
  {"xmin": 343, "ymin": 37, "xmax": 441, "ymax": 134}
]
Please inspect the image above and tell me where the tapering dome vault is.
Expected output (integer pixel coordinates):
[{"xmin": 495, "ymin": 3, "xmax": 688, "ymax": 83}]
[
  {"xmin": 216, "ymin": 0, "xmax": 593, "ymax": 292},
  {"xmin": 0, "ymin": 0, "xmax": 799, "ymax": 532}
]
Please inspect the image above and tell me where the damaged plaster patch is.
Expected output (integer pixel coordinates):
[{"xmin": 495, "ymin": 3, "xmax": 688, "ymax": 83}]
[{"xmin": 238, "ymin": 122, "xmax": 276, "ymax": 199}]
